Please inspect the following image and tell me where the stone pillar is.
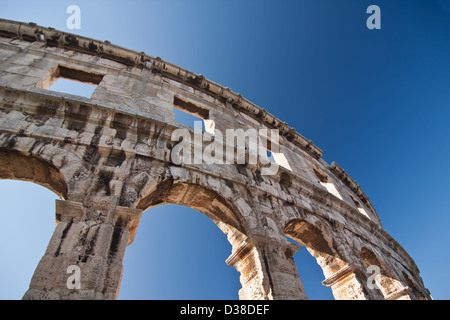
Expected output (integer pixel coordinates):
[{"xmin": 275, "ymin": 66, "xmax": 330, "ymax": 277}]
[
  {"xmin": 384, "ymin": 286, "xmax": 412, "ymax": 300},
  {"xmin": 226, "ymin": 235, "xmax": 308, "ymax": 300},
  {"xmin": 370, "ymin": 273, "xmax": 412, "ymax": 300},
  {"xmin": 23, "ymin": 199, "xmax": 142, "ymax": 300},
  {"xmin": 322, "ymin": 265, "xmax": 383, "ymax": 300}
]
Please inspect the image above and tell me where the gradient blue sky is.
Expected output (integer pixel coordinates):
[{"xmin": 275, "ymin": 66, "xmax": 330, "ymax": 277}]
[{"xmin": 0, "ymin": 0, "xmax": 449, "ymax": 300}]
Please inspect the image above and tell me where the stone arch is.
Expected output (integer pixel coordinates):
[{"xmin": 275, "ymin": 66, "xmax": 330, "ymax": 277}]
[
  {"xmin": 0, "ymin": 148, "xmax": 68, "ymax": 298},
  {"xmin": 118, "ymin": 203, "xmax": 241, "ymax": 299},
  {"xmin": 284, "ymin": 219, "xmax": 332, "ymax": 253},
  {"xmin": 0, "ymin": 148, "xmax": 67, "ymax": 199},
  {"xmin": 360, "ymin": 247, "xmax": 410, "ymax": 299},
  {"xmin": 136, "ymin": 179, "xmax": 248, "ymax": 239},
  {"xmin": 284, "ymin": 218, "xmax": 347, "ymax": 299},
  {"xmin": 132, "ymin": 177, "xmax": 259, "ymax": 298},
  {"xmin": 284, "ymin": 219, "xmax": 382, "ymax": 300},
  {"xmin": 402, "ymin": 271, "xmax": 428, "ymax": 300},
  {"xmin": 131, "ymin": 176, "xmax": 311, "ymax": 300}
]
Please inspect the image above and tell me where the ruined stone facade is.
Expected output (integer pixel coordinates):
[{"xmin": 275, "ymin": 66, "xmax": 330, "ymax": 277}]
[{"xmin": 0, "ymin": 19, "xmax": 431, "ymax": 300}]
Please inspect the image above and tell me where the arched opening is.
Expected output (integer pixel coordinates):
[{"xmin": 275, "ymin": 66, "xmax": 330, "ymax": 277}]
[
  {"xmin": 0, "ymin": 180, "xmax": 58, "ymax": 299},
  {"xmin": 135, "ymin": 180, "xmax": 247, "ymax": 237},
  {"xmin": 285, "ymin": 237, "xmax": 334, "ymax": 300},
  {"xmin": 118, "ymin": 204, "xmax": 241, "ymax": 299},
  {"xmin": 360, "ymin": 247, "xmax": 406, "ymax": 299},
  {"xmin": 402, "ymin": 271, "xmax": 427, "ymax": 300},
  {"xmin": 118, "ymin": 179, "xmax": 247, "ymax": 299},
  {"xmin": 0, "ymin": 147, "xmax": 67, "ymax": 299},
  {"xmin": 0, "ymin": 148, "xmax": 67, "ymax": 200},
  {"xmin": 284, "ymin": 219, "xmax": 339, "ymax": 300}
]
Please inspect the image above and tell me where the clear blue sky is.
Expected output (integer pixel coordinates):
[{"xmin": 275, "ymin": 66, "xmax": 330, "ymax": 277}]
[{"xmin": 0, "ymin": 0, "xmax": 449, "ymax": 300}]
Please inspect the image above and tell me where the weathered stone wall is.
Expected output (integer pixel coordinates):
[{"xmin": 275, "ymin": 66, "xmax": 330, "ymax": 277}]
[{"xmin": 0, "ymin": 19, "xmax": 431, "ymax": 300}]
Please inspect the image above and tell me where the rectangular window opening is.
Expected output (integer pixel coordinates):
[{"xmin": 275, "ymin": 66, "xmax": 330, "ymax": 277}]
[
  {"xmin": 312, "ymin": 167, "xmax": 328, "ymax": 183},
  {"xmin": 264, "ymin": 139, "xmax": 276, "ymax": 164},
  {"xmin": 45, "ymin": 65, "xmax": 104, "ymax": 99},
  {"xmin": 173, "ymin": 96, "xmax": 210, "ymax": 132},
  {"xmin": 312, "ymin": 166, "xmax": 343, "ymax": 200},
  {"xmin": 351, "ymin": 196, "xmax": 370, "ymax": 218},
  {"xmin": 261, "ymin": 135, "xmax": 292, "ymax": 171}
]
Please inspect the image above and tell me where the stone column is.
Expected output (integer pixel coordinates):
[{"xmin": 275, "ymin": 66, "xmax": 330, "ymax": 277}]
[
  {"xmin": 371, "ymin": 272, "xmax": 413, "ymax": 300},
  {"xmin": 226, "ymin": 235, "xmax": 308, "ymax": 300},
  {"xmin": 23, "ymin": 199, "xmax": 142, "ymax": 300},
  {"xmin": 384, "ymin": 286, "xmax": 412, "ymax": 300},
  {"xmin": 322, "ymin": 265, "xmax": 383, "ymax": 300}
]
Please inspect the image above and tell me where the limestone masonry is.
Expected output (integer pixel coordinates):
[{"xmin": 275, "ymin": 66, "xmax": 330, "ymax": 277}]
[{"xmin": 0, "ymin": 19, "xmax": 431, "ymax": 300}]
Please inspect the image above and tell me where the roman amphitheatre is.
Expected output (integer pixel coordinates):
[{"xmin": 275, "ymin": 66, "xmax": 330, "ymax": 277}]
[{"xmin": 0, "ymin": 19, "xmax": 431, "ymax": 300}]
